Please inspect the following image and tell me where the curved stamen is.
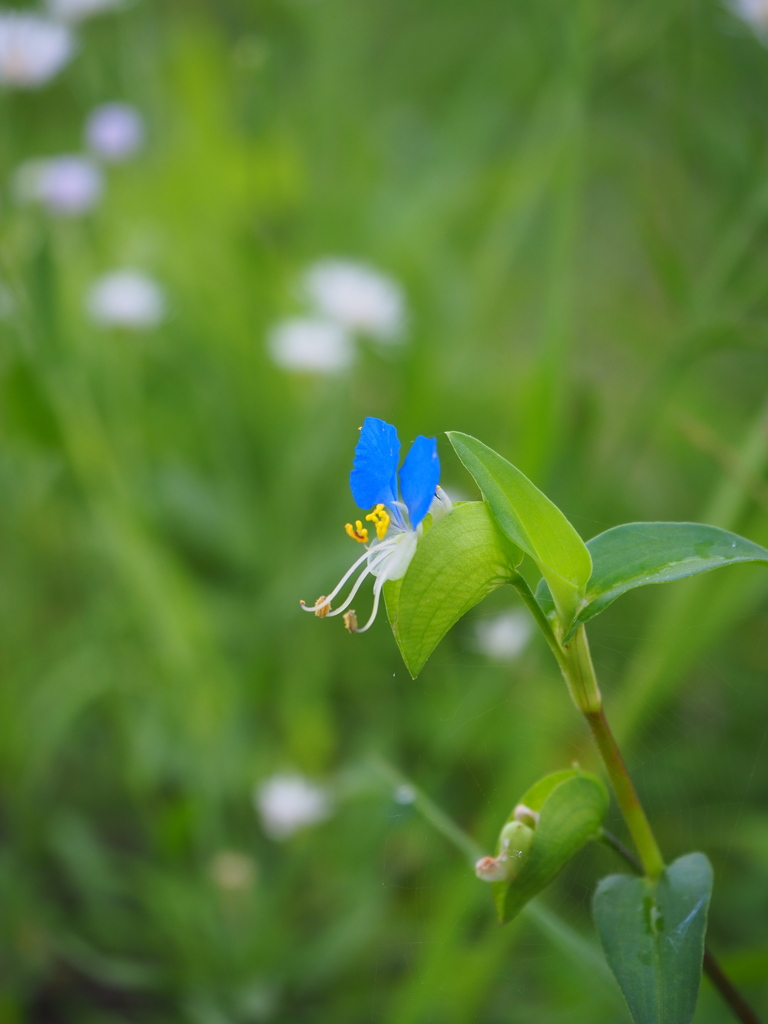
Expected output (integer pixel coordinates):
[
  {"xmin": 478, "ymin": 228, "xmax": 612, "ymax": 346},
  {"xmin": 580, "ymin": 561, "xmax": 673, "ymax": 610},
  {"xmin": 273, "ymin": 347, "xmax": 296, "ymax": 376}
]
[
  {"xmin": 352, "ymin": 571, "xmax": 387, "ymax": 633},
  {"xmin": 322, "ymin": 544, "xmax": 396, "ymax": 618},
  {"xmin": 300, "ymin": 547, "xmax": 371, "ymax": 612},
  {"xmin": 313, "ymin": 540, "xmax": 397, "ymax": 618},
  {"xmin": 322, "ymin": 565, "xmax": 374, "ymax": 619}
]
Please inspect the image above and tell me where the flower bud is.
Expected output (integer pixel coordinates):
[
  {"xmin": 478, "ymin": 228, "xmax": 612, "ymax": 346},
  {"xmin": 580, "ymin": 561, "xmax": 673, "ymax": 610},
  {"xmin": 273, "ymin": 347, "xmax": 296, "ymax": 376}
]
[
  {"xmin": 498, "ymin": 820, "xmax": 535, "ymax": 881},
  {"xmin": 475, "ymin": 820, "xmax": 535, "ymax": 884},
  {"xmin": 512, "ymin": 803, "xmax": 539, "ymax": 828},
  {"xmin": 474, "ymin": 855, "xmax": 509, "ymax": 883}
]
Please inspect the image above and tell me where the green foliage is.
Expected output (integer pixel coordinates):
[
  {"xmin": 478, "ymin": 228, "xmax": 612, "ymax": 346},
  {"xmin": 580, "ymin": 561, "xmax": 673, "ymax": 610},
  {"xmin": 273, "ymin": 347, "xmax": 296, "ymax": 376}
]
[
  {"xmin": 447, "ymin": 432, "xmax": 592, "ymax": 623},
  {"xmin": 593, "ymin": 854, "xmax": 713, "ymax": 1024},
  {"xmin": 537, "ymin": 522, "xmax": 768, "ymax": 638},
  {"xmin": 492, "ymin": 769, "xmax": 608, "ymax": 924},
  {"xmin": 384, "ymin": 502, "xmax": 523, "ymax": 676},
  {"xmin": 0, "ymin": 0, "xmax": 767, "ymax": 1020}
]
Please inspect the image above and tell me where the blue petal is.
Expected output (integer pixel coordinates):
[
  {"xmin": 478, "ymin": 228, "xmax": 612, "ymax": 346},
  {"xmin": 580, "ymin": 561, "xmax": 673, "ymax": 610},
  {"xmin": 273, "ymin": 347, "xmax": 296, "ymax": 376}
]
[
  {"xmin": 399, "ymin": 434, "xmax": 440, "ymax": 527},
  {"xmin": 350, "ymin": 417, "xmax": 400, "ymax": 510}
]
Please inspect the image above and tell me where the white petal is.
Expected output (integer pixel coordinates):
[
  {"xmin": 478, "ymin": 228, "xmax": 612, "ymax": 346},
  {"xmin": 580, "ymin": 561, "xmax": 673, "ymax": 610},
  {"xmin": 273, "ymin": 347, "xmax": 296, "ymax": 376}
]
[
  {"xmin": 370, "ymin": 530, "xmax": 418, "ymax": 581},
  {"xmin": 254, "ymin": 773, "xmax": 331, "ymax": 841},
  {"xmin": 301, "ymin": 258, "xmax": 406, "ymax": 342},
  {"xmin": 0, "ymin": 14, "xmax": 73, "ymax": 87},
  {"xmin": 475, "ymin": 610, "xmax": 532, "ymax": 661},
  {"xmin": 267, "ymin": 317, "xmax": 354, "ymax": 375},
  {"xmin": 87, "ymin": 270, "xmax": 166, "ymax": 329}
]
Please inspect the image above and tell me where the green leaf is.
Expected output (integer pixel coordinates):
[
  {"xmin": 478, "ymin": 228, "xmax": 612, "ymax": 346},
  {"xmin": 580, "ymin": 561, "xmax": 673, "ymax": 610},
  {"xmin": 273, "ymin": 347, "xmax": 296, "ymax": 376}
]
[
  {"xmin": 494, "ymin": 769, "xmax": 609, "ymax": 923},
  {"xmin": 384, "ymin": 501, "xmax": 523, "ymax": 678},
  {"xmin": 593, "ymin": 852, "xmax": 713, "ymax": 1024},
  {"xmin": 447, "ymin": 432, "xmax": 591, "ymax": 622},
  {"xmin": 536, "ymin": 522, "xmax": 768, "ymax": 639}
]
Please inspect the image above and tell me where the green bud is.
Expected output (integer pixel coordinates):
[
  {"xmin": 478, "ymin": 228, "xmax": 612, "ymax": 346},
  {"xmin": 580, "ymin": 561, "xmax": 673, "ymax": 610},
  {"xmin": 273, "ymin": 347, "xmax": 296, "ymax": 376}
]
[
  {"xmin": 512, "ymin": 803, "xmax": 540, "ymax": 828},
  {"xmin": 497, "ymin": 820, "xmax": 535, "ymax": 881}
]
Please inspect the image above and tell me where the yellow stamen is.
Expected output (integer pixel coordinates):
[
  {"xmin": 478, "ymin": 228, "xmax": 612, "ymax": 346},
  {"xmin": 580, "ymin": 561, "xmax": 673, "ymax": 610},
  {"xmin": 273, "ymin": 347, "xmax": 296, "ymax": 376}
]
[
  {"xmin": 345, "ymin": 521, "xmax": 369, "ymax": 543},
  {"xmin": 343, "ymin": 610, "xmax": 358, "ymax": 633},
  {"xmin": 314, "ymin": 596, "xmax": 331, "ymax": 618},
  {"xmin": 365, "ymin": 503, "xmax": 390, "ymax": 541}
]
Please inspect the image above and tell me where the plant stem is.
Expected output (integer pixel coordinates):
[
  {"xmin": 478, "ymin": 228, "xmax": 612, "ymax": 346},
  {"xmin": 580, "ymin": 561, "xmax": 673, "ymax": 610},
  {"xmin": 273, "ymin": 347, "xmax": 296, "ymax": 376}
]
[
  {"xmin": 512, "ymin": 582, "xmax": 665, "ymax": 881},
  {"xmin": 584, "ymin": 702, "xmax": 665, "ymax": 880},
  {"xmin": 513, "ymin": 584, "xmax": 760, "ymax": 1021},
  {"xmin": 561, "ymin": 625, "xmax": 664, "ymax": 877},
  {"xmin": 600, "ymin": 831, "xmax": 764, "ymax": 1024}
]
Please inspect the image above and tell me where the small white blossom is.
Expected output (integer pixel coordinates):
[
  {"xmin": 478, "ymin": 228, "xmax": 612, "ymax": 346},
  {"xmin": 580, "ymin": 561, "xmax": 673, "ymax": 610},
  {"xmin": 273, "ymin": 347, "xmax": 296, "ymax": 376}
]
[
  {"xmin": 46, "ymin": 0, "xmax": 124, "ymax": 21},
  {"xmin": 86, "ymin": 270, "xmax": 165, "ymax": 329},
  {"xmin": 729, "ymin": 0, "xmax": 768, "ymax": 30},
  {"xmin": 0, "ymin": 12, "xmax": 74, "ymax": 88},
  {"xmin": 394, "ymin": 784, "xmax": 416, "ymax": 805},
  {"xmin": 254, "ymin": 773, "xmax": 332, "ymax": 841},
  {"xmin": 301, "ymin": 259, "xmax": 406, "ymax": 342},
  {"xmin": 85, "ymin": 102, "xmax": 145, "ymax": 162},
  {"xmin": 475, "ymin": 609, "xmax": 532, "ymax": 662},
  {"xmin": 14, "ymin": 155, "xmax": 103, "ymax": 215},
  {"xmin": 267, "ymin": 317, "xmax": 354, "ymax": 375}
]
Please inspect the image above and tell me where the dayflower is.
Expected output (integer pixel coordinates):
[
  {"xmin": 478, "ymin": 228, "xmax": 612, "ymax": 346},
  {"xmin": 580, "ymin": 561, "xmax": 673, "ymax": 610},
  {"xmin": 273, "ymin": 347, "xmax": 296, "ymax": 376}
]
[
  {"xmin": 254, "ymin": 773, "xmax": 332, "ymax": 841},
  {"xmin": 13, "ymin": 154, "xmax": 103, "ymax": 215},
  {"xmin": 86, "ymin": 269, "xmax": 166, "ymax": 329},
  {"xmin": 85, "ymin": 102, "xmax": 145, "ymax": 162},
  {"xmin": 301, "ymin": 417, "xmax": 452, "ymax": 632},
  {"xmin": 301, "ymin": 259, "xmax": 406, "ymax": 342},
  {"xmin": 267, "ymin": 316, "xmax": 354, "ymax": 375},
  {"xmin": 0, "ymin": 12, "xmax": 74, "ymax": 88},
  {"xmin": 475, "ymin": 609, "xmax": 532, "ymax": 661}
]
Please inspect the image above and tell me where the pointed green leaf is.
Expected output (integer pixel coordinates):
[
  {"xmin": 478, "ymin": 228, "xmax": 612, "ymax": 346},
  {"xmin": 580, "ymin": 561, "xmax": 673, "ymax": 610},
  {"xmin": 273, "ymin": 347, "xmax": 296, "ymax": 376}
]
[
  {"xmin": 593, "ymin": 853, "xmax": 713, "ymax": 1024},
  {"xmin": 384, "ymin": 501, "xmax": 523, "ymax": 678},
  {"xmin": 493, "ymin": 769, "xmax": 609, "ymax": 923},
  {"xmin": 536, "ymin": 522, "xmax": 768, "ymax": 639},
  {"xmin": 447, "ymin": 432, "xmax": 591, "ymax": 622}
]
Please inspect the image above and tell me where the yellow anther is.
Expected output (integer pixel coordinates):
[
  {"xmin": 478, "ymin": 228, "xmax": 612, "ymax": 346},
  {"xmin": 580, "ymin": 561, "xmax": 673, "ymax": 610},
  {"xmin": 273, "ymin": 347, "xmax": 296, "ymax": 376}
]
[
  {"xmin": 345, "ymin": 521, "xmax": 369, "ymax": 543},
  {"xmin": 314, "ymin": 596, "xmax": 331, "ymax": 618},
  {"xmin": 343, "ymin": 610, "xmax": 358, "ymax": 633},
  {"xmin": 365, "ymin": 503, "xmax": 390, "ymax": 540}
]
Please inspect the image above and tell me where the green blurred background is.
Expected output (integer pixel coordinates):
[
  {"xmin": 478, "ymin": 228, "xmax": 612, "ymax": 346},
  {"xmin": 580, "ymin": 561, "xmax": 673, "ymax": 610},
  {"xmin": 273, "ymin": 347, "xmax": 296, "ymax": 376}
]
[{"xmin": 1, "ymin": 0, "xmax": 767, "ymax": 1020}]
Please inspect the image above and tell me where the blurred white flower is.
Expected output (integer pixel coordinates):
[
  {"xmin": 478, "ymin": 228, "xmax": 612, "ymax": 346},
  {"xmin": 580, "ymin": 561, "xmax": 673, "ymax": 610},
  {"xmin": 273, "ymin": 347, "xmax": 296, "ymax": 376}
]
[
  {"xmin": 14, "ymin": 155, "xmax": 103, "ymax": 215},
  {"xmin": 208, "ymin": 850, "xmax": 258, "ymax": 891},
  {"xmin": 301, "ymin": 259, "xmax": 406, "ymax": 342},
  {"xmin": 46, "ymin": 0, "xmax": 124, "ymax": 22},
  {"xmin": 0, "ymin": 12, "xmax": 74, "ymax": 88},
  {"xmin": 475, "ymin": 609, "xmax": 532, "ymax": 662},
  {"xmin": 730, "ymin": 0, "xmax": 768, "ymax": 30},
  {"xmin": 267, "ymin": 317, "xmax": 354, "ymax": 374},
  {"xmin": 254, "ymin": 773, "xmax": 332, "ymax": 840},
  {"xmin": 394, "ymin": 784, "xmax": 416, "ymax": 805},
  {"xmin": 86, "ymin": 270, "xmax": 165, "ymax": 329},
  {"xmin": 85, "ymin": 102, "xmax": 145, "ymax": 162}
]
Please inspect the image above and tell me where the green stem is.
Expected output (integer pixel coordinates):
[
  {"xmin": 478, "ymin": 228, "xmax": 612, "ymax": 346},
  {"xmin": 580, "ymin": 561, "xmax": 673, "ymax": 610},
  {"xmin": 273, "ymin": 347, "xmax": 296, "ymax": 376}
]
[
  {"xmin": 566, "ymin": 628, "xmax": 665, "ymax": 879},
  {"xmin": 512, "ymin": 577, "xmax": 667, "ymax": 880},
  {"xmin": 585, "ymin": 702, "xmax": 664, "ymax": 879},
  {"xmin": 510, "ymin": 574, "xmax": 570, "ymax": 672},
  {"xmin": 560, "ymin": 624, "xmax": 602, "ymax": 714},
  {"xmin": 513, "ymin": 579, "xmax": 666, "ymax": 880}
]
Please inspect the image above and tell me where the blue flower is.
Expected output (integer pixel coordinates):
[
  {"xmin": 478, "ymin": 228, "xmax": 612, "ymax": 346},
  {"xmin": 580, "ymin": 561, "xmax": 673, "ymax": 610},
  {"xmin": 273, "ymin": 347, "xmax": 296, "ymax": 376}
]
[{"xmin": 301, "ymin": 417, "xmax": 452, "ymax": 632}]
